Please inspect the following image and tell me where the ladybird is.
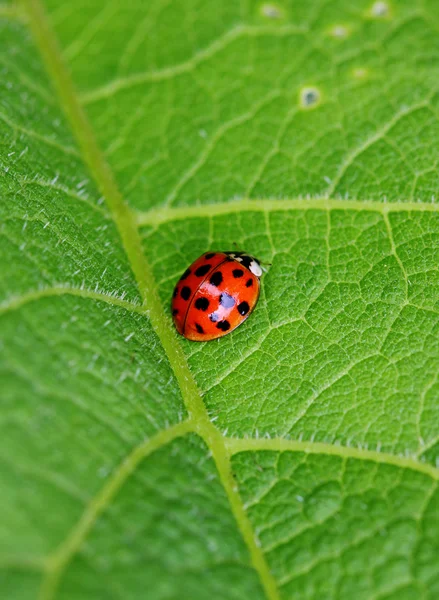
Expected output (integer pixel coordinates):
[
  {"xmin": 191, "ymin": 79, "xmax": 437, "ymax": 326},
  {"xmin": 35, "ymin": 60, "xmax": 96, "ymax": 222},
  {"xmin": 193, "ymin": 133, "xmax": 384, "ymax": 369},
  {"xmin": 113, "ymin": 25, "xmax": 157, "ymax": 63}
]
[{"xmin": 172, "ymin": 251, "xmax": 262, "ymax": 341}]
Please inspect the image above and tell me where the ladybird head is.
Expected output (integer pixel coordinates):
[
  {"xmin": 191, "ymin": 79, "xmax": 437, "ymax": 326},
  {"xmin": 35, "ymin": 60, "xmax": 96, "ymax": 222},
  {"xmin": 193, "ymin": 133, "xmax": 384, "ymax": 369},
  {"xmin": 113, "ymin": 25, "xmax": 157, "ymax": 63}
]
[{"xmin": 225, "ymin": 251, "xmax": 263, "ymax": 278}]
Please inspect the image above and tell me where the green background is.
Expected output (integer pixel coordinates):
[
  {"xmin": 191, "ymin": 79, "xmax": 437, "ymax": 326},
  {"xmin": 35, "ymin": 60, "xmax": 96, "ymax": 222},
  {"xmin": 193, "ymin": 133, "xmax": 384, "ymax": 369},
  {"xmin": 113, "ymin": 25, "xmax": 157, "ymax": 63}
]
[{"xmin": 1, "ymin": 1, "xmax": 439, "ymax": 598}]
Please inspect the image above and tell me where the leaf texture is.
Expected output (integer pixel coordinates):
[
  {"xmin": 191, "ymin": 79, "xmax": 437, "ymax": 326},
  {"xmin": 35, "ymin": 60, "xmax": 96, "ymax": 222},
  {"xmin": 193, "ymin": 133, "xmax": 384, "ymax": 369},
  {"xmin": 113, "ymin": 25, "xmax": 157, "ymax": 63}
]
[{"xmin": 1, "ymin": 1, "xmax": 439, "ymax": 599}]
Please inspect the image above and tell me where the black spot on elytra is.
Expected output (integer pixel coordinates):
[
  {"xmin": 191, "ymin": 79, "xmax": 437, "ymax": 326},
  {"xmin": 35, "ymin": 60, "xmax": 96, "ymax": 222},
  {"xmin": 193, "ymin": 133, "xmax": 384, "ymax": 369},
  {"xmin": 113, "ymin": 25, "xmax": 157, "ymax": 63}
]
[
  {"xmin": 195, "ymin": 297, "xmax": 209, "ymax": 311},
  {"xmin": 180, "ymin": 268, "xmax": 191, "ymax": 280},
  {"xmin": 205, "ymin": 252, "xmax": 215, "ymax": 259},
  {"xmin": 220, "ymin": 293, "xmax": 235, "ymax": 308},
  {"xmin": 210, "ymin": 271, "xmax": 223, "ymax": 287},
  {"xmin": 216, "ymin": 320, "xmax": 231, "ymax": 331},
  {"xmin": 195, "ymin": 323, "xmax": 204, "ymax": 334},
  {"xmin": 172, "ymin": 309, "xmax": 178, "ymax": 316},
  {"xmin": 232, "ymin": 268, "xmax": 244, "ymax": 278},
  {"xmin": 237, "ymin": 301, "xmax": 250, "ymax": 316},
  {"xmin": 181, "ymin": 286, "xmax": 191, "ymax": 300},
  {"xmin": 209, "ymin": 312, "xmax": 220, "ymax": 322},
  {"xmin": 195, "ymin": 264, "xmax": 211, "ymax": 277},
  {"xmin": 245, "ymin": 278, "xmax": 253, "ymax": 287}
]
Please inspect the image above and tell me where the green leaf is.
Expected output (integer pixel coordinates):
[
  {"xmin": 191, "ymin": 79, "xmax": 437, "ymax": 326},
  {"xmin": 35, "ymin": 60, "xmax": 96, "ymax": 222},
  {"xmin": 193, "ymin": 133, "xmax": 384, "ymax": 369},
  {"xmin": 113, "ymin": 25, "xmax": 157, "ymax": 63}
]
[{"xmin": 1, "ymin": 1, "xmax": 439, "ymax": 599}]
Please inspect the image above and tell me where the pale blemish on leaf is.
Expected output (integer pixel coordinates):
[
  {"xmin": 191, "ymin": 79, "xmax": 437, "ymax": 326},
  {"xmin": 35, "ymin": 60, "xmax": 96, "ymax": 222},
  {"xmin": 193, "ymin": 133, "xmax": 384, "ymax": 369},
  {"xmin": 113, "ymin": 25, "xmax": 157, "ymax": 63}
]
[
  {"xmin": 370, "ymin": 1, "xmax": 391, "ymax": 18},
  {"xmin": 299, "ymin": 86, "xmax": 321, "ymax": 109},
  {"xmin": 328, "ymin": 24, "xmax": 350, "ymax": 39},
  {"xmin": 352, "ymin": 67, "xmax": 370, "ymax": 80},
  {"xmin": 259, "ymin": 3, "xmax": 284, "ymax": 20}
]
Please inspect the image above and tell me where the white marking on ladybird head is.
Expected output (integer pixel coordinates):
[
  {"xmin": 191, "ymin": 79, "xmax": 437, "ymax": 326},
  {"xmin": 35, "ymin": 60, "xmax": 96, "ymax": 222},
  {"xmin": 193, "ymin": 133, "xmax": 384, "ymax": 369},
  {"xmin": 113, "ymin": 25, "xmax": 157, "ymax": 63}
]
[
  {"xmin": 249, "ymin": 260, "xmax": 263, "ymax": 277},
  {"xmin": 225, "ymin": 251, "xmax": 263, "ymax": 277}
]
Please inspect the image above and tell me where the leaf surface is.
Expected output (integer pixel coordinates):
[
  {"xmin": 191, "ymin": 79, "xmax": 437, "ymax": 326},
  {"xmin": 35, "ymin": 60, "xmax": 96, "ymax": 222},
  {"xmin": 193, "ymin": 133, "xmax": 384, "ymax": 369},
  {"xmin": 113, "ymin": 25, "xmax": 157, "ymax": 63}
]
[{"xmin": 1, "ymin": 1, "xmax": 439, "ymax": 599}]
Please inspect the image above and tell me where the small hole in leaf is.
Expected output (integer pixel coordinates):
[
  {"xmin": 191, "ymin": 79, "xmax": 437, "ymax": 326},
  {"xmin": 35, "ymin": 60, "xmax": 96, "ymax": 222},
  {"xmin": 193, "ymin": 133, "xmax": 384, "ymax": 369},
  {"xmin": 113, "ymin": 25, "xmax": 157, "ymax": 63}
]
[{"xmin": 300, "ymin": 87, "xmax": 321, "ymax": 109}]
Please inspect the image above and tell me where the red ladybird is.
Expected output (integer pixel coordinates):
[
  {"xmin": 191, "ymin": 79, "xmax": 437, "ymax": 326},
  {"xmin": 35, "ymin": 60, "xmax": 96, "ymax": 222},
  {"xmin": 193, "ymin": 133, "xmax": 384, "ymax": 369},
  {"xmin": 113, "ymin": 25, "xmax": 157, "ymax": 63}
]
[{"xmin": 172, "ymin": 251, "xmax": 262, "ymax": 341}]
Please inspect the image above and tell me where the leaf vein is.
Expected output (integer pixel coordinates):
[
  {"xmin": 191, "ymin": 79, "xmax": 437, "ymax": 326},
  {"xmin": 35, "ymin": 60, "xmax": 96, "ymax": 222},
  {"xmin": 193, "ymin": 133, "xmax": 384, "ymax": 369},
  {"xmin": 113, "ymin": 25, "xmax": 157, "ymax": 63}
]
[
  {"xmin": 0, "ymin": 285, "xmax": 143, "ymax": 316},
  {"xmin": 136, "ymin": 196, "xmax": 439, "ymax": 228},
  {"xmin": 225, "ymin": 437, "xmax": 439, "ymax": 480},
  {"xmin": 23, "ymin": 3, "xmax": 281, "ymax": 599},
  {"xmin": 80, "ymin": 24, "xmax": 307, "ymax": 105}
]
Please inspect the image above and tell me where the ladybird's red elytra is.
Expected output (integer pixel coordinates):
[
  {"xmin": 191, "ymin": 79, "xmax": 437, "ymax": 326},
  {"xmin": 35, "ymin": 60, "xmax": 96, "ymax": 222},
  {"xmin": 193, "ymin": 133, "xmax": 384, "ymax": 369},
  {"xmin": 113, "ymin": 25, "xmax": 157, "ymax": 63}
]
[{"xmin": 171, "ymin": 251, "xmax": 262, "ymax": 341}]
